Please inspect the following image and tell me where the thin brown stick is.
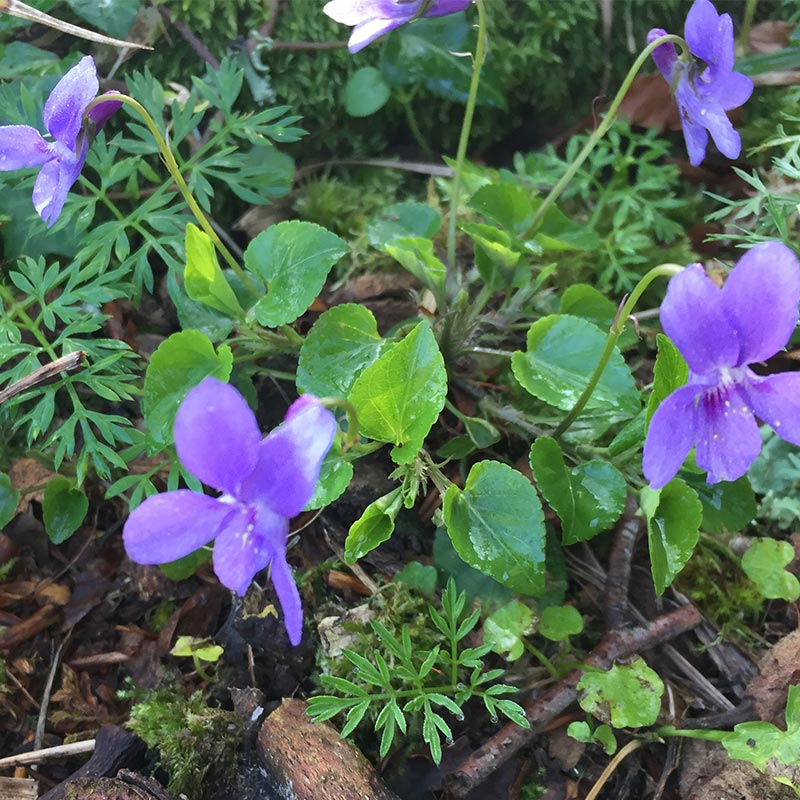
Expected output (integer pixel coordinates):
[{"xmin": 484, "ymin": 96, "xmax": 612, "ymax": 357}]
[
  {"xmin": 0, "ymin": 740, "xmax": 96, "ymax": 769},
  {"xmin": 444, "ymin": 603, "xmax": 702, "ymax": 797},
  {"xmin": 605, "ymin": 494, "xmax": 642, "ymax": 629},
  {"xmin": 0, "ymin": 352, "xmax": 86, "ymax": 404},
  {"xmin": 34, "ymin": 632, "xmax": 70, "ymax": 751},
  {"xmin": 270, "ymin": 40, "xmax": 348, "ymax": 51},
  {"xmin": 157, "ymin": 7, "xmax": 219, "ymax": 69},
  {"xmin": 585, "ymin": 738, "xmax": 647, "ymax": 800}
]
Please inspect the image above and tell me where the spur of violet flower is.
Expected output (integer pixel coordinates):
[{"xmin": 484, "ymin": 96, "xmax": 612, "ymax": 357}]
[
  {"xmin": 647, "ymin": 0, "xmax": 753, "ymax": 167},
  {"xmin": 323, "ymin": 0, "xmax": 472, "ymax": 53},
  {"xmin": 0, "ymin": 55, "xmax": 120, "ymax": 226},
  {"xmin": 123, "ymin": 377, "xmax": 338, "ymax": 646},
  {"xmin": 643, "ymin": 242, "xmax": 800, "ymax": 489}
]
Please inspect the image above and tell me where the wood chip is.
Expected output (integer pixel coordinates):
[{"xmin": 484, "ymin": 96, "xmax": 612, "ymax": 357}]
[
  {"xmin": 0, "ymin": 777, "xmax": 38, "ymax": 800},
  {"xmin": 258, "ymin": 698, "xmax": 400, "ymax": 800}
]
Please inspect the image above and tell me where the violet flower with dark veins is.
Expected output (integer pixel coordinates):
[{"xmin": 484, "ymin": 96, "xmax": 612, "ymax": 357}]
[
  {"xmin": 643, "ymin": 242, "xmax": 800, "ymax": 489},
  {"xmin": 323, "ymin": 0, "xmax": 472, "ymax": 53},
  {"xmin": 648, "ymin": 0, "xmax": 753, "ymax": 166},
  {"xmin": 123, "ymin": 377, "xmax": 337, "ymax": 646},
  {"xmin": 0, "ymin": 55, "xmax": 120, "ymax": 226}
]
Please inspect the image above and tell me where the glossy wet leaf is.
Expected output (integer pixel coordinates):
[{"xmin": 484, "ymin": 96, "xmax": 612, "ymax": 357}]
[
  {"xmin": 577, "ymin": 657, "xmax": 664, "ymax": 728},
  {"xmin": 395, "ymin": 562, "xmax": 438, "ymax": 598},
  {"xmin": 483, "ymin": 600, "xmax": 533, "ymax": 661},
  {"xmin": 741, "ymin": 538, "xmax": 800, "ymax": 601},
  {"xmin": 460, "ymin": 222, "xmax": 520, "ymax": 288},
  {"xmin": 305, "ymin": 444, "xmax": 354, "ymax": 510},
  {"xmin": 297, "ymin": 304, "xmax": 384, "ymax": 398},
  {"xmin": 246, "ymin": 221, "xmax": 348, "ymax": 327},
  {"xmin": 344, "ymin": 488, "xmax": 404, "ymax": 563},
  {"xmin": 366, "ymin": 202, "xmax": 441, "ymax": 247},
  {"xmin": 42, "ymin": 476, "xmax": 88, "ymax": 544},
  {"xmin": 66, "ymin": 0, "xmax": 139, "ymax": 38},
  {"xmin": 641, "ymin": 478, "xmax": 702, "ymax": 595},
  {"xmin": 534, "ymin": 203, "xmax": 601, "ymax": 252},
  {"xmin": 349, "ymin": 322, "xmax": 447, "ymax": 464},
  {"xmin": 0, "ymin": 472, "xmax": 19, "ymax": 528},
  {"xmin": 539, "ymin": 605, "xmax": 583, "ymax": 642},
  {"xmin": 381, "ymin": 14, "xmax": 506, "ymax": 108},
  {"xmin": 722, "ymin": 685, "xmax": 800, "ymax": 771},
  {"xmin": 143, "ymin": 330, "xmax": 233, "ymax": 449},
  {"xmin": 646, "ymin": 334, "xmax": 689, "ymax": 428},
  {"xmin": 567, "ymin": 721, "xmax": 617, "ymax": 755},
  {"xmin": 343, "ymin": 66, "xmax": 391, "ymax": 117},
  {"xmin": 443, "ymin": 460, "xmax": 546, "ymax": 596},
  {"xmin": 469, "ymin": 184, "xmax": 535, "ymax": 237},
  {"xmin": 530, "ymin": 436, "xmax": 627, "ymax": 544},
  {"xmin": 512, "ymin": 315, "xmax": 640, "ymax": 418},
  {"xmin": 184, "ymin": 224, "xmax": 244, "ymax": 318},
  {"xmin": 685, "ymin": 475, "xmax": 757, "ymax": 533},
  {"xmin": 384, "ymin": 237, "xmax": 446, "ymax": 291}
]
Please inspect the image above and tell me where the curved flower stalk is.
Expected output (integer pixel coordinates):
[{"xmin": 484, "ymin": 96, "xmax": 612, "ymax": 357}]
[
  {"xmin": 323, "ymin": 0, "xmax": 473, "ymax": 53},
  {"xmin": 123, "ymin": 378, "xmax": 338, "ymax": 646},
  {"xmin": 643, "ymin": 242, "xmax": 800, "ymax": 489},
  {"xmin": 0, "ymin": 55, "xmax": 120, "ymax": 226},
  {"xmin": 648, "ymin": 0, "xmax": 753, "ymax": 166}
]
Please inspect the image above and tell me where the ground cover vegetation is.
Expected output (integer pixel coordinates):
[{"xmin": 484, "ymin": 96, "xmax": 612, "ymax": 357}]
[{"xmin": 2, "ymin": 1, "xmax": 800, "ymax": 799}]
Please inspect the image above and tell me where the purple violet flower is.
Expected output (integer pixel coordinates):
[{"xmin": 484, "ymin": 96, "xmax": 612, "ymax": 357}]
[
  {"xmin": 0, "ymin": 55, "xmax": 120, "ymax": 226},
  {"xmin": 323, "ymin": 0, "xmax": 472, "ymax": 53},
  {"xmin": 643, "ymin": 242, "xmax": 800, "ymax": 489},
  {"xmin": 647, "ymin": 0, "xmax": 753, "ymax": 166},
  {"xmin": 123, "ymin": 377, "xmax": 337, "ymax": 646}
]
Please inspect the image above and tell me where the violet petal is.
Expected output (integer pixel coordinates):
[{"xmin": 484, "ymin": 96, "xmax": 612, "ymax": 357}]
[
  {"xmin": 270, "ymin": 552, "xmax": 303, "ymax": 646},
  {"xmin": 240, "ymin": 398, "xmax": 337, "ymax": 518},
  {"xmin": 212, "ymin": 504, "xmax": 284, "ymax": 596},
  {"xmin": 173, "ymin": 377, "xmax": 261, "ymax": 495},
  {"xmin": 643, "ymin": 383, "xmax": 700, "ymax": 489},
  {"xmin": 44, "ymin": 55, "xmax": 99, "ymax": 149},
  {"xmin": 348, "ymin": 17, "xmax": 406, "ymax": 52},
  {"xmin": 32, "ymin": 139, "xmax": 87, "ymax": 227},
  {"xmin": 694, "ymin": 383, "xmax": 761, "ymax": 483},
  {"xmin": 87, "ymin": 93, "xmax": 122, "ymax": 130},
  {"xmin": 684, "ymin": 0, "xmax": 724, "ymax": 69},
  {"xmin": 123, "ymin": 490, "xmax": 232, "ymax": 564},
  {"xmin": 323, "ymin": 0, "xmax": 410, "ymax": 25},
  {"xmin": 660, "ymin": 263, "xmax": 739, "ymax": 373},
  {"xmin": 426, "ymin": 0, "xmax": 472, "ymax": 17},
  {"xmin": 720, "ymin": 242, "xmax": 800, "ymax": 366},
  {"xmin": 716, "ymin": 71, "xmax": 754, "ymax": 110},
  {"xmin": 0, "ymin": 126, "xmax": 52, "ymax": 170},
  {"xmin": 745, "ymin": 372, "xmax": 800, "ymax": 448},
  {"xmin": 647, "ymin": 28, "xmax": 676, "ymax": 80}
]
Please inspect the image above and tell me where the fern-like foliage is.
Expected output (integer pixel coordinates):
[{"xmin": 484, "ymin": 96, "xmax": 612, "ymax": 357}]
[
  {"xmin": 0, "ymin": 57, "xmax": 302, "ymax": 482},
  {"xmin": 0, "ymin": 257, "xmax": 139, "ymax": 482},
  {"xmin": 307, "ymin": 579, "xmax": 529, "ymax": 764}
]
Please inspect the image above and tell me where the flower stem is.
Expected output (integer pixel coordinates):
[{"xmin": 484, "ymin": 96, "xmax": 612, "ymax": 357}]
[
  {"xmin": 553, "ymin": 263, "xmax": 683, "ymax": 440},
  {"xmin": 528, "ymin": 34, "xmax": 687, "ymax": 233},
  {"xmin": 739, "ymin": 0, "xmax": 758, "ymax": 57},
  {"xmin": 446, "ymin": 0, "xmax": 488, "ymax": 275},
  {"xmin": 87, "ymin": 93, "xmax": 255, "ymax": 294}
]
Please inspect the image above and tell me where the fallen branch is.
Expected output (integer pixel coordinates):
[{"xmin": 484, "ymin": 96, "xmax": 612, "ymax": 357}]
[{"xmin": 445, "ymin": 603, "xmax": 702, "ymax": 797}]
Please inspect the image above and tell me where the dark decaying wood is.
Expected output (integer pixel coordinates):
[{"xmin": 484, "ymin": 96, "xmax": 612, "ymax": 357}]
[
  {"xmin": 39, "ymin": 726, "xmax": 147, "ymax": 800},
  {"xmin": 257, "ymin": 698, "xmax": 401, "ymax": 800}
]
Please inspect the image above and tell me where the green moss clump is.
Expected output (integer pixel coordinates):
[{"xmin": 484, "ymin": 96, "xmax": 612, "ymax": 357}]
[
  {"xmin": 676, "ymin": 539, "xmax": 766, "ymax": 649},
  {"xmin": 126, "ymin": 688, "xmax": 241, "ymax": 800}
]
